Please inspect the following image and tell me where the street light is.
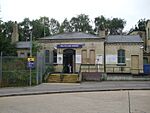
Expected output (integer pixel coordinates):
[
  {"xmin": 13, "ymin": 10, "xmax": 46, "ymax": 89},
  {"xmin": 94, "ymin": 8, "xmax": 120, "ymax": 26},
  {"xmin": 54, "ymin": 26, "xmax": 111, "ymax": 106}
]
[{"xmin": 29, "ymin": 25, "xmax": 33, "ymax": 86}]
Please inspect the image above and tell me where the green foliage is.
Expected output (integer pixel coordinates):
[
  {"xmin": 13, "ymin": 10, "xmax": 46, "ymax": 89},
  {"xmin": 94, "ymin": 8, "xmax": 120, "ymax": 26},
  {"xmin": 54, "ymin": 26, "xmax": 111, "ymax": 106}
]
[
  {"xmin": 70, "ymin": 14, "xmax": 93, "ymax": 33},
  {"xmin": 49, "ymin": 18, "xmax": 60, "ymax": 35},
  {"xmin": 129, "ymin": 19, "xmax": 147, "ymax": 32},
  {"xmin": 137, "ymin": 19, "xmax": 146, "ymax": 31},
  {"xmin": 0, "ymin": 28, "xmax": 17, "ymax": 56},
  {"xmin": 109, "ymin": 18, "xmax": 126, "ymax": 35},
  {"xmin": 32, "ymin": 41, "xmax": 42, "ymax": 56},
  {"xmin": 94, "ymin": 15, "xmax": 126, "ymax": 35},
  {"xmin": 45, "ymin": 65, "xmax": 55, "ymax": 74},
  {"xmin": 94, "ymin": 15, "xmax": 108, "ymax": 34},
  {"xmin": 1, "ymin": 14, "xmax": 128, "ymax": 43},
  {"xmin": 18, "ymin": 18, "xmax": 32, "ymax": 41},
  {"xmin": 1, "ymin": 57, "xmax": 37, "ymax": 87},
  {"xmin": 2, "ymin": 57, "xmax": 26, "ymax": 71},
  {"xmin": 43, "ymin": 65, "xmax": 55, "ymax": 81},
  {"xmin": 59, "ymin": 18, "xmax": 72, "ymax": 33}
]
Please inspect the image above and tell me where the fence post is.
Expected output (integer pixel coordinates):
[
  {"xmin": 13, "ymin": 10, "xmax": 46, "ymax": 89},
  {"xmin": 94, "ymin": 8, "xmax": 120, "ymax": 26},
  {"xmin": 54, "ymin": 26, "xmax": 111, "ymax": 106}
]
[
  {"xmin": 40, "ymin": 52, "xmax": 43, "ymax": 83},
  {"xmin": 36, "ymin": 51, "xmax": 39, "ymax": 85},
  {"xmin": 0, "ymin": 52, "xmax": 2, "ymax": 84}
]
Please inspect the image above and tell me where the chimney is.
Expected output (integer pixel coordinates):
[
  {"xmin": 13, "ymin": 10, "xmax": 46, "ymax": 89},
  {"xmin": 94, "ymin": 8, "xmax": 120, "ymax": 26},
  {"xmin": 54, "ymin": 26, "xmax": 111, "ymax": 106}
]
[
  {"xmin": 99, "ymin": 30, "xmax": 106, "ymax": 38},
  {"xmin": 11, "ymin": 21, "xmax": 19, "ymax": 44}
]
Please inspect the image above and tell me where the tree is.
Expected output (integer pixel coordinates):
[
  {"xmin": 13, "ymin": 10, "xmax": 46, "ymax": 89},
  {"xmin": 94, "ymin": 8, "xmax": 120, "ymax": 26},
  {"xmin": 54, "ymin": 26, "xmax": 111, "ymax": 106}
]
[
  {"xmin": 31, "ymin": 17, "xmax": 50, "ymax": 40},
  {"xmin": 108, "ymin": 18, "xmax": 126, "ymax": 35},
  {"xmin": 18, "ymin": 18, "xmax": 32, "ymax": 41},
  {"xmin": 94, "ymin": 15, "xmax": 108, "ymax": 35},
  {"xmin": 94, "ymin": 16, "xmax": 126, "ymax": 35},
  {"xmin": 32, "ymin": 19, "xmax": 44, "ymax": 39},
  {"xmin": 137, "ymin": 19, "xmax": 146, "ymax": 31},
  {"xmin": 70, "ymin": 17, "xmax": 79, "ymax": 32},
  {"xmin": 1, "ymin": 21, "xmax": 14, "ymax": 40},
  {"xmin": 129, "ymin": 19, "xmax": 147, "ymax": 33},
  {"xmin": 49, "ymin": 18, "xmax": 60, "ymax": 35},
  {"xmin": 0, "ymin": 21, "xmax": 17, "ymax": 56},
  {"xmin": 70, "ymin": 14, "xmax": 93, "ymax": 33},
  {"xmin": 39, "ymin": 16, "xmax": 50, "ymax": 37},
  {"xmin": 59, "ymin": 18, "xmax": 72, "ymax": 33}
]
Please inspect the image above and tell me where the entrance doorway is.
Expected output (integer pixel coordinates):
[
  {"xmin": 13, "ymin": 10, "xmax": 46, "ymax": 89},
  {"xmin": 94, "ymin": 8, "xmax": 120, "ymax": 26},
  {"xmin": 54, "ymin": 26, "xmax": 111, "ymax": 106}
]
[{"xmin": 63, "ymin": 49, "xmax": 75, "ymax": 73}]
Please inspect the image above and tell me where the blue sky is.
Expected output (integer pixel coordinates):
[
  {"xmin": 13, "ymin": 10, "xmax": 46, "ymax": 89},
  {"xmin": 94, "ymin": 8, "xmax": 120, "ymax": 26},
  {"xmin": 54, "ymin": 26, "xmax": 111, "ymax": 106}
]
[{"xmin": 1, "ymin": 0, "xmax": 150, "ymax": 31}]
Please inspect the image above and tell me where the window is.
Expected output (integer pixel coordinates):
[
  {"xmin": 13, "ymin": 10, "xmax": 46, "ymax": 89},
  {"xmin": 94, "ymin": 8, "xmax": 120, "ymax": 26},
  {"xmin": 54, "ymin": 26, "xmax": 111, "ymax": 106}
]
[
  {"xmin": 45, "ymin": 50, "xmax": 49, "ymax": 63},
  {"xmin": 118, "ymin": 49, "xmax": 125, "ymax": 64},
  {"xmin": 144, "ymin": 57, "xmax": 148, "ymax": 64},
  {"xmin": 20, "ymin": 52, "xmax": 25, "ymax": 57},
  {"xmin": 53, "ymin": 50, "xmax": 57, "ymax": 63},
  {"xmin": 27, "ymin": 53, "xmax": 30, "ymax": 57}
]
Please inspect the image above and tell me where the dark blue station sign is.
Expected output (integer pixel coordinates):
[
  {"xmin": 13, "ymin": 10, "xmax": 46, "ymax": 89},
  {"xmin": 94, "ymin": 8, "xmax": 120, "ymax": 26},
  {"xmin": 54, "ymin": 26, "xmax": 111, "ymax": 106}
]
[{"xmin": 57, "ymin": 44, "xmax": 83, "ymax": 48}]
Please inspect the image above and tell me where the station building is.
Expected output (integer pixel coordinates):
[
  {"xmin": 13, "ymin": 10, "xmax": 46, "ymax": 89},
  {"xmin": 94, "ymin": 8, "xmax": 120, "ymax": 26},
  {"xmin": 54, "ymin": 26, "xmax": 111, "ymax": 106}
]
[
  {"xmin": 11, "ymin": 22, "xmax": 146, "ymax": 75},
  {"xmin": 38, "ymin": 31, "xmax": 143, "ymax": 75}
]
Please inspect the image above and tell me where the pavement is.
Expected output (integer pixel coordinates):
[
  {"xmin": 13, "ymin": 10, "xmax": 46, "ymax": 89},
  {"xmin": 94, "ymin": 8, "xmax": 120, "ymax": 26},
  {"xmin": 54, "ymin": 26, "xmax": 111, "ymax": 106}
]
[{"xmin": 0, "ymin": 81, "xmax": 150, "ymax": 97}]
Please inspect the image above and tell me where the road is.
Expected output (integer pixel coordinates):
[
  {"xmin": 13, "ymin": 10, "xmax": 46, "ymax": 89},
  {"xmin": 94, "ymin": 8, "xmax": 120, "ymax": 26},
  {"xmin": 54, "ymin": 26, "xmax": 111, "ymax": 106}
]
[{"xmin": 0, "ymin": 90, "xmax": 150, "ymax": 113}]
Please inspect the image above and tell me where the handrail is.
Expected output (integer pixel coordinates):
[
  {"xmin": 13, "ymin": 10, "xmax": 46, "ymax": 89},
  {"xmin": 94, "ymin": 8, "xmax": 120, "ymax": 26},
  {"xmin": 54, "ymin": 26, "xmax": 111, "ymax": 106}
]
[{"xmin": 80, "ymin": 64, "xmax": 104, "ymax": 72}]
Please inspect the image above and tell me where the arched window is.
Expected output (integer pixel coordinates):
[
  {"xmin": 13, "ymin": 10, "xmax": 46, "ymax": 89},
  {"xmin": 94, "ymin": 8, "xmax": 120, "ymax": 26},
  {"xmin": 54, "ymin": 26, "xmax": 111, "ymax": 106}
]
[{"xmin": 118, "ymin": 49, "xmax": 125, "ymax": 64}]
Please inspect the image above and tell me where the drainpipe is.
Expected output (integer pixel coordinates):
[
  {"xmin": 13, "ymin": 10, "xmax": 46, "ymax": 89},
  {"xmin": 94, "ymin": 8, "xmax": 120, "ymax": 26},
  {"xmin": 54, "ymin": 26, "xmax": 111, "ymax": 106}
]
[
  {"xmin": 104, "ymin": 40, "xmax": 106, "ymax": 73},
  {"xmin": 0, "ymin": 52, "xmax": 2, "ymax": 84}
]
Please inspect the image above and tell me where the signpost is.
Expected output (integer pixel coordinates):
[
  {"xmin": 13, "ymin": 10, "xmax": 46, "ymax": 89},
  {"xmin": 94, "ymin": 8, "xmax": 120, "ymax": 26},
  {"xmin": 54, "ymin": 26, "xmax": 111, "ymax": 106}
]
[
  {"xmin": 27, "ymin": 57, "xmax": 35, "ymax": 69},
  {"xmin": 27, "ymin": 57, "xmax": 34, "ymax": 86}
]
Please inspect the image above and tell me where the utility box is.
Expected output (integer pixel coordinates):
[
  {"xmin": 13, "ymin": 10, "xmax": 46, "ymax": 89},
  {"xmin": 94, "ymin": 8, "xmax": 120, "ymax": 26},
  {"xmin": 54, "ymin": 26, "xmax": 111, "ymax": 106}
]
[{"xmin": 144, "ymin": 64, "xmax": 150, "ymax": 74}]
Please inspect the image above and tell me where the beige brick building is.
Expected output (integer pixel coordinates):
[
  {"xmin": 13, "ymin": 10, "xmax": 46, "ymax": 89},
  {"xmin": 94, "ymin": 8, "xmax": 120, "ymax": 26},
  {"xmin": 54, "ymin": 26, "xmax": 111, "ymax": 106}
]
[
  {"xmin": 38, "ymin": 32, "xmax": 105, "ymax": 73},
  {"xmin": 38, "ymin": 32, "xmax": 143, "ymax": 75},
  {"xmin": 105, "ymin": 35, "xmax": 143, "ymax": 74}
]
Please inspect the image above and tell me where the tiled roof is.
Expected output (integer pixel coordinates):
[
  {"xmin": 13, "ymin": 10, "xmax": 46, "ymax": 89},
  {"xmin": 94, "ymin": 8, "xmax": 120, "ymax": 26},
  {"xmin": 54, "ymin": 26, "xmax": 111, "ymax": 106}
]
[
  {"xmin": 39, "ymin": 32, "xmax": 99, "ymax": 40},
  {"xmin": 16, "ymin": 41, "xmax": 31, "ymax": 49},
  {"xmin": 106, "ymin": 35, "xmax": 143, "ymax": 43}
]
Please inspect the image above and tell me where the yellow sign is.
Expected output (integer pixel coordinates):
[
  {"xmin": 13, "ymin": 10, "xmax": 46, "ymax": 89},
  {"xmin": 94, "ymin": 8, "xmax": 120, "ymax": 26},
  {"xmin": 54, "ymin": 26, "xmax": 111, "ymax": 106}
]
[{"xmin": 27, "ymin": 57, "xmax": 35, "ymax": 62}]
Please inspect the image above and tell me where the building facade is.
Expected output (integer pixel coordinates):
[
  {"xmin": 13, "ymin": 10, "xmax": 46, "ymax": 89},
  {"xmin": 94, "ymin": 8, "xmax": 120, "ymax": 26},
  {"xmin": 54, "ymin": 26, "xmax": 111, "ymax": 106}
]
[
  {"xmin": 38, "ymin": 32, "xmax": 105, "ymax": 73},
  {"xmin": 105, "ymin": 35, "xmax": 143, "ymax": 74},
  {"xmin": 38, "ymin": 32, "xmax": 143, "ymax": 74}
]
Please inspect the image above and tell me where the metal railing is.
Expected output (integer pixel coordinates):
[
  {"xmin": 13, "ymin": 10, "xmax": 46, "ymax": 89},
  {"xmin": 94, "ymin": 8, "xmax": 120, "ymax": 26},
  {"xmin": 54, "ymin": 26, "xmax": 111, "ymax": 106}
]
[
  {"xmin": 78, "ymin": 64, "xmax": 142, "ymax": 74},
  {"xmin": 106, "ymin": 66, "xmax": 142, "ymax": 74},
  {"xmin": 79, "ymin": 64, "xmax": 104, "ymax": 72}
]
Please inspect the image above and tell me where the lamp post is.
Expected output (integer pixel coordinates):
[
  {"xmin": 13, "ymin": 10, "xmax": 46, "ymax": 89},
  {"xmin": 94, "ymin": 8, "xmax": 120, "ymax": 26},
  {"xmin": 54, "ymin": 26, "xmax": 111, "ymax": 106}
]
[{"xmin": 29, "ymin": 26, "xmax": 33, "ymax": 86}]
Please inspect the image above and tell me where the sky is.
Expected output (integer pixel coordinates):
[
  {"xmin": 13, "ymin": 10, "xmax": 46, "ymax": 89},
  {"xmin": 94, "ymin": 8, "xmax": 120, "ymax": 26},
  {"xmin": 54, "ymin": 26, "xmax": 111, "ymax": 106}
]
[{"xmin": 0, "ymin": 0, "xmax": 150, "ymax": 31}]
